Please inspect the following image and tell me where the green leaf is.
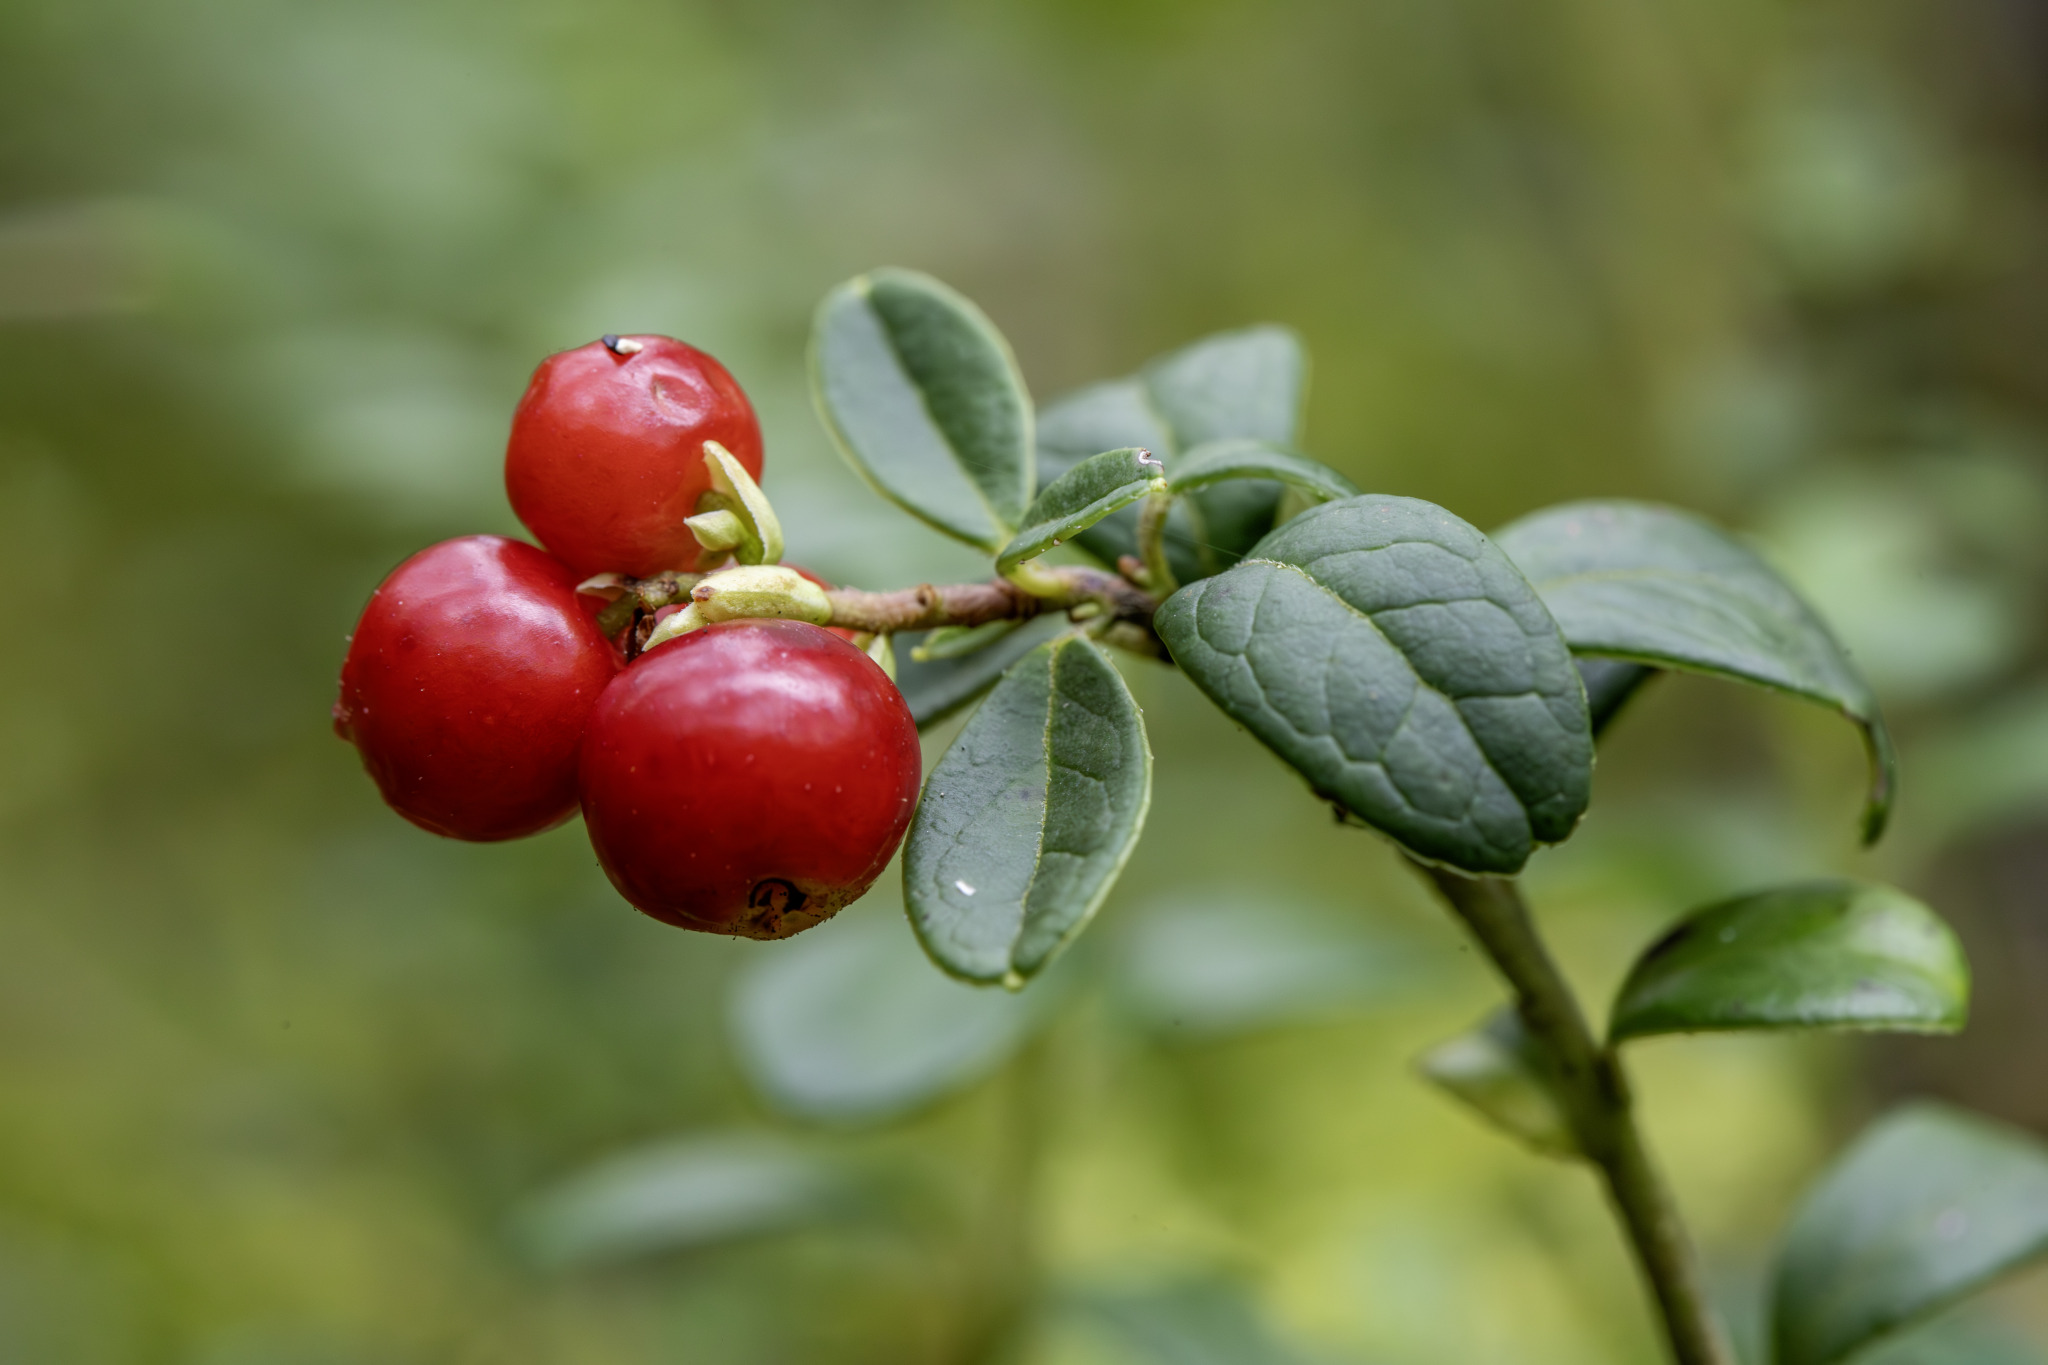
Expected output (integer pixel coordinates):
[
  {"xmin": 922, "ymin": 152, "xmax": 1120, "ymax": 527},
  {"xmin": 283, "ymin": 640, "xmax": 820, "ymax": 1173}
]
[
  {"xmin": 905, "ymin": 635, "xmax": 1152, "ymax": 985},
  {"xmin": 894, "ymin": 614, "xmax": 1070, "ymax": 729},
  {"xmin": 996, "ymin": 447, "xmax": 1166, "ymax": 575},
  {"xmin": 1168, "ymin": 438, "xmax": 1360, "ymax": 505},
  {"xmin": 1036, "ymin": 326, "xmax": 1309, "ymax": 581},
  {"xmin": 1772, "ymin": 1103, "xmax": 2048, "ymax": 1365},
  {"xmin": 1608, "ymin": 879, "xmax": 1968, "ymax": 1044},
  {"xmin": 1418, "ymin": 1008, "xmax": 1580, "ymax": 1159},
  {"xmin": 515, "ymin": 1134, "xmax": 848, "ymax": 1268},
  {"xmin": 1156, "ymin": 496, "xmax": 1593, "ymax": 876},
  {"xmin": 811, "ymin": 268, "xmax": 1034, "ymax": 551},
  {"xmin": 1493, "ymin": 500, "xmax": 1897, "ymax": 842},
  {"xmin": 911, "ymin": 619, "xmax": 1021, "ymax": 663},
  {"xmin": 729, "ymin": 907, "xmax": 1046, "ymax": 1123},
  {"xmin": 1141, "ymin": 325, "xmax": 1306, "ymax": 449}
]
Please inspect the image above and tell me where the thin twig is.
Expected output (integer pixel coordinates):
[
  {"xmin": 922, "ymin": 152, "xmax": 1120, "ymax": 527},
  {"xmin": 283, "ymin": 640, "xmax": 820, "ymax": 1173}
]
[
  {"xmin": 823, "ymin": 566, "xmax": 1155, "ymax": 635},
  {"xmin": 1411, "ymin": 862, "xmax": 1736, "ymax": 1365}
]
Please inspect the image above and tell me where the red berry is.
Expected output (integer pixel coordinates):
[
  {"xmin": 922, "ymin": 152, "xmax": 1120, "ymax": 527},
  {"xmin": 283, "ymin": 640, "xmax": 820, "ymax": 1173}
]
[
  {"xmin": 334, "ymin": 535, "xmax": 621, "ymax": 841},
  {"xmin": 578, "ymin": 619, "xmax": 921, "ymax": 938},
  {"xmin": 504, "ymin": 335, "xmax": 765, "ymax": 578}
]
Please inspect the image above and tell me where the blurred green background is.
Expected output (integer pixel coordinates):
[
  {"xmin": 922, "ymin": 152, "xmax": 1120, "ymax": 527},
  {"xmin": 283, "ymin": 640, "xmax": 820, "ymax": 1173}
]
[{"xmin": 8, "ymin": 0, "xmax": 2048, "ymax": 1361}]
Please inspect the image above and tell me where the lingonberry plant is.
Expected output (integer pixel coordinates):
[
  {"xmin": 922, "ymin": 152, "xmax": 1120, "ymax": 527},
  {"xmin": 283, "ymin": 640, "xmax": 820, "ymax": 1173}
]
[{"xmin": 335, "ymin": 268, "xmax": 2048, "ymax": 1365}]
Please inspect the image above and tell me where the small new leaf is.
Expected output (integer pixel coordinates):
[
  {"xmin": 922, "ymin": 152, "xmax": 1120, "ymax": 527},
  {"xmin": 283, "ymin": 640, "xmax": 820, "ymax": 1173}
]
[
  {"xmin": 694, "ymin": 440, "xmax": 783, "ymax": 566},
  {"xmin": 996, "ymin": 448, "xmax": 1166, "ymax": 576},
  {"xmin": 1772, "ymin": 1103, "xmax": 2048, "ymax": 1365},
  {"xmin": 1608, "ymin": 880, "xmax": 1967, "ymax": 1043},
  {"xmin": 1157, "ymin": 496, "xmax": 1593, "ymax": 876},
  {"xmin": 1168, "ymin": 438, "xmax": 1359, "ymax": 505},
  {"xmin": 905, "ymin": 635, "xmax": 1152, "ymax": 985},
  {"xmin": 1419, "ymin": 1008, "xmax": 1581, "ymax": 1159},
  {"xmin": 1494, "ymin": 500, "xmax": 1897, "ymax": 842},
  {"xmin": 911, "ymin": 620, "xmax": 1021, "ymax": 663},
  {"xmin": 811, "ymin": 268, "xmax": 1034, "ymax": 552}
]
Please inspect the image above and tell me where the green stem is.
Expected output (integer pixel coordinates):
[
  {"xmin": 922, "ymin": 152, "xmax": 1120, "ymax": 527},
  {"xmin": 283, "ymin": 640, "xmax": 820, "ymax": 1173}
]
[
  {"xmin": 1135, "ymin": 489, "xmax": 1178, "ymax": 596},
  {"xmin": 1413, "ymin": 863, "xmax": 1736, "ymax": 1365}
]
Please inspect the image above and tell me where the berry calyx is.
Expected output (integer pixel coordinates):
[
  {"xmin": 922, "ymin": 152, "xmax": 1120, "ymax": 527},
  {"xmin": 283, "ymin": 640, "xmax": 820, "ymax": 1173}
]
[
  {"xmin": 505, "ymin": 336, "xmax": 765, "ymax": 578},
  {"xmin": 334, "ymin": 536, "xmax": 622, "ymax": 841},
  {"xmin": 577, "ymin": 619, "xmax": 922, "ymax": 938}
]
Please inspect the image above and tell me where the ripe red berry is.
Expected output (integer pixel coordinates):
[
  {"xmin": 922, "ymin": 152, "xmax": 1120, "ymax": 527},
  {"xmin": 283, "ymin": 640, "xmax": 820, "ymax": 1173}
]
[
  {"xmin": 334, "ymin": 535, "xmax": 621, "ymax": 841},
  {"xmin": 578, "ymin": 619, "xmax": 921, "ymax": 938},
  {"xmin": 504, "ymin": 335, "xmax": 766, "ymax": 579}
]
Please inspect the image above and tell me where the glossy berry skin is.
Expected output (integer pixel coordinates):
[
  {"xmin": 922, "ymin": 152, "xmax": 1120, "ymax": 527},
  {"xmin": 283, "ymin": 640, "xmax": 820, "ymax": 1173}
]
[
  {"xmin": 579, "ymin": 619, "xmax": 921, "ymax": 938},
  {"xmin": 334, "ymin": 536, "xmax": 621, "ymax": 841},
  {"xmin": 504, "ymin": 335, "xmax": 765, "ymax": 579}
]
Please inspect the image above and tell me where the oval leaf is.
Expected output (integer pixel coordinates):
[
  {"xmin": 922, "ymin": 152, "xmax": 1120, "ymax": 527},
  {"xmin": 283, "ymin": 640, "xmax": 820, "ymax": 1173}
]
[
  {"xmin": 811, "ymin": 268, "xmax": 1033, "ymax": 551},
  {"xmin": 996, "ymin": 447, "xmax": 1166, "ymax": 575},
  {"xmin": 1168, "ymin": 438, "xmax": 1360, "ymax": 504},
  {"xmin": 894, "ymin": 613, "xmax": 1071, "ymax": 729},
  {"xmin": 1037, "ymin": 326, "xmax": 1309, "ymax": 581},
  {"xmin": 1608, "ymin": 879, "xmax": 1968, "ymax": 1044},
  {"xmin": 1773, "ymin": 1103, "xmax": 2048, "ymax": 1365},
  {"xmin": 1418, "ymin": 1008, "xmax": 1580, "ymax": 1159},
  {"xmin": 1140, "ymin": 325, "xmax": 1306, "ymax": 449},
  {"xmin": 729, "ymin": 907, "xmax": 1045, "ymax": 1122},
  {"xmin": 905, "ymin": 634, "xmax": 1152, "ymax": 985},
  {"xmin": 516, "ymin": 1134, "xmax": 848, "ymax": 1268},
  {"xmin": 1493, "ymin": 500, "xmax": 1897, "ymax": 842},
  {"xmin": 1156, "ymin": 496, "xmax": 1593, "ymax": 875}
]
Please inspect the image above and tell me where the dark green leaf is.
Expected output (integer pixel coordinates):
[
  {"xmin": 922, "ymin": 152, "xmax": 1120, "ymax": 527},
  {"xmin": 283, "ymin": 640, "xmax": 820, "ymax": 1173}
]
[
  {"xmin": 729, "ymin": 907, "xmax": 1045, "ymax": 1123},
  {"xmin": 1036, "ymin": 327, "xmax": 1309, "ymax": 581},
  {"xmin": 1576, "ymin": 657, "xmax": 1658, "ymax": 737},
  {"xmin": 1418, "ymin": 1008, "xmax": 1580, "ymax": 1159},
  {"xmin": 1157, "ymin": 496, "xmax": 1593, "ymax": 875},
  {"xmin": 1037, "ymin": 380, "xmax": 1174, "ymax": 473},
  {"xmin": 894, "ymin": 614, "xmax": 1071, "ymax": 729},
  {"xmin": 905, "ymin": 635, "xmax": 1152, "ymax": 985},
  {"xmin": 1168, "ymin": 438, "xmax": 1359, "ymax": 504},
  {"xmin": 811, "ymin": 268, "xmax": 1033, "ymax": 551},
  {"xmin": 1773, "ymin": 1103, "xmax": 2048, "ymax": 1365},
  {"xmin": 1493, "ymin": 500, "xmax": 1897, "ymax": 842},
  {"xmin": 996, "ymin": 448, "xmax": 1166, "ymax": 575},
  {"xmin": 1608, "ymin": 879, "xmax": 1968, "ymax": 1044},
  {"xmin": 1140, "ymin": 326, "xmax": 1305, "ymax": 449},
  {"xmin": 516, "ymin": 1134, "xmax": 848, "ymax": 1268}
]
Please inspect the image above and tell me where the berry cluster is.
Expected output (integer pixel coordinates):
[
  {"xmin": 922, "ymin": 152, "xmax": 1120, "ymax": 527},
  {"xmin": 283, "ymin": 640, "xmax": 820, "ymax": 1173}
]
[{"xmin": 333, "ymin": 336, "xmax": 922, "ymax": 940}]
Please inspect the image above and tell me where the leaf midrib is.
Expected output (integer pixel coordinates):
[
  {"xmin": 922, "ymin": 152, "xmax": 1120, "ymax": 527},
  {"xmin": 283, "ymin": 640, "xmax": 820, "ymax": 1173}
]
[{"xmin": 860, "ymin": 275, "xmax": 1017, "ymax": 544}]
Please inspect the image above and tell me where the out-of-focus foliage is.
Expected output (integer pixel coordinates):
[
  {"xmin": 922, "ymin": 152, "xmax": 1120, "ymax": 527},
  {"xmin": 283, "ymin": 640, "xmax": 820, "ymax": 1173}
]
[{"xmin": 8, "ymin": 0, "xmax": 2048, "ymax": 1361}]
